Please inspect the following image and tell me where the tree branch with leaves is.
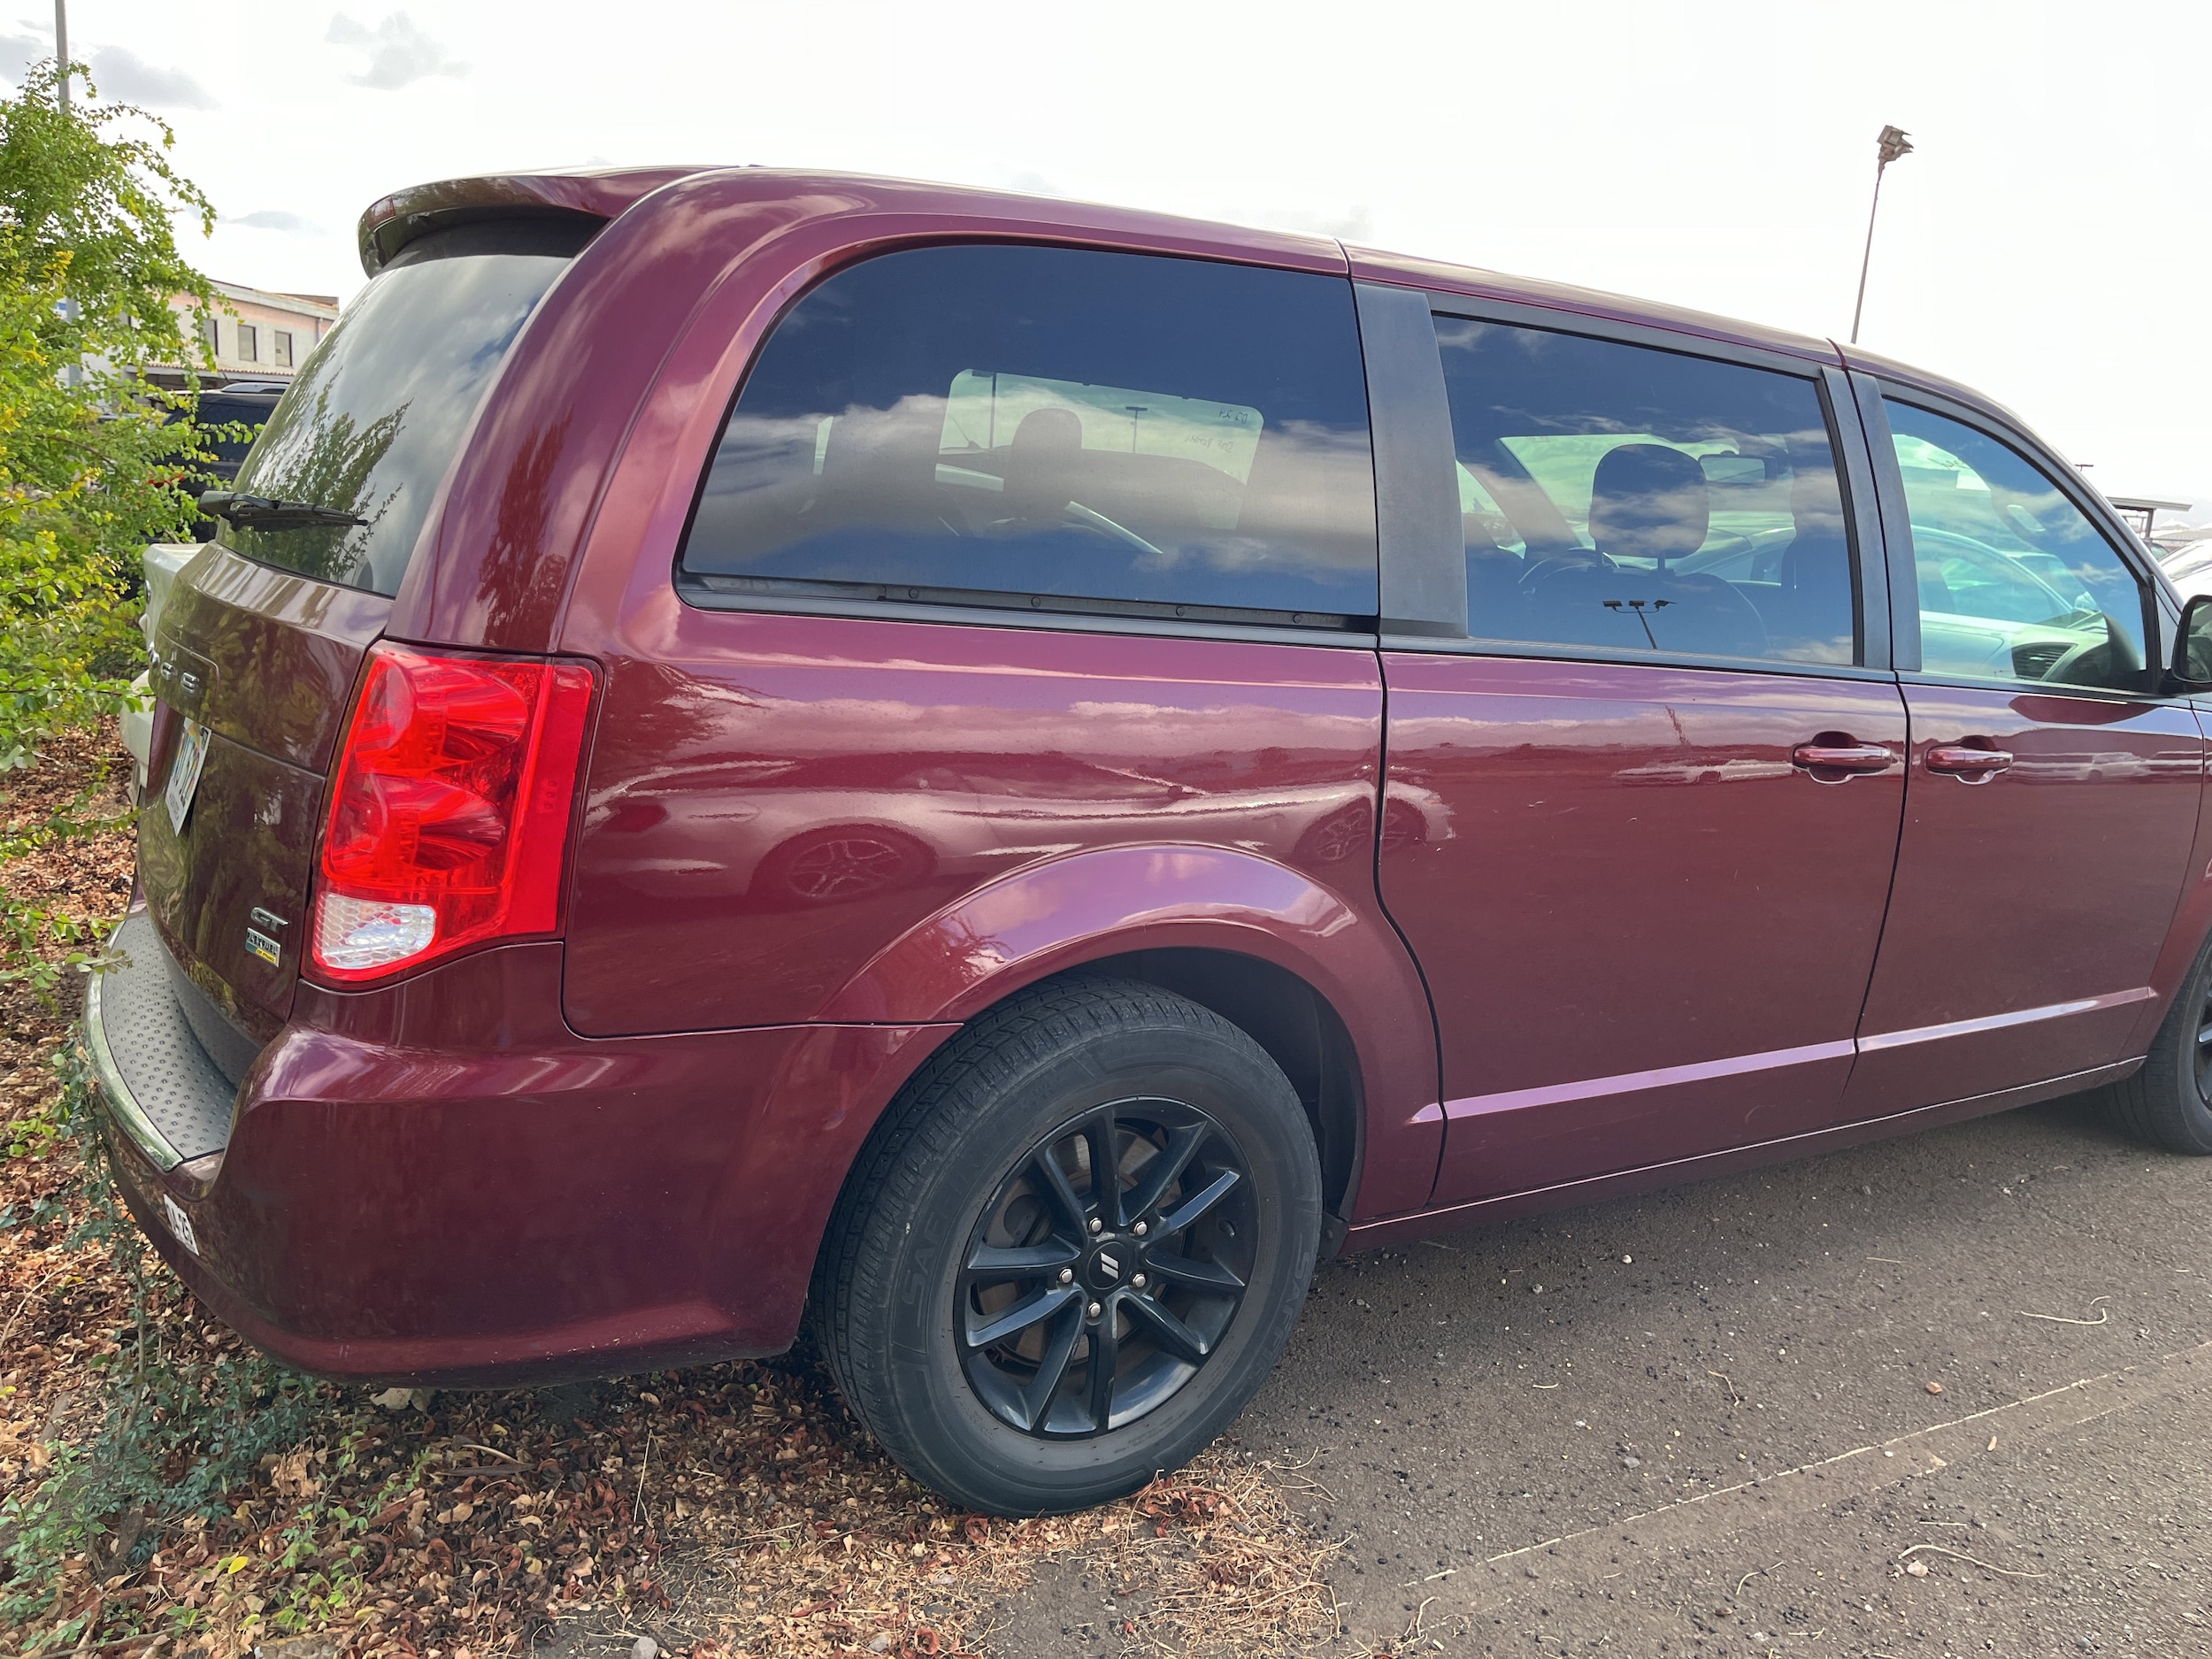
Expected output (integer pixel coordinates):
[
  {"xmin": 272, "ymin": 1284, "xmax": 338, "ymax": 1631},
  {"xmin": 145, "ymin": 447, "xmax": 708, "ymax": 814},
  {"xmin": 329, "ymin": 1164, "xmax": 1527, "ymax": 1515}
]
[{"xmin": 0, "ymin": 59, "xmax": 223, "ymax": 986}]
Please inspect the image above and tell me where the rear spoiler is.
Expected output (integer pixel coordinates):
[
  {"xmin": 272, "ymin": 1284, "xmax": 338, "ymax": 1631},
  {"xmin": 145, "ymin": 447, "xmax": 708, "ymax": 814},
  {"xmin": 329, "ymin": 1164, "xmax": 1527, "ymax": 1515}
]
[{"xmin": 356, "ymin": 166, "xmax": 713, "ymax": 276}]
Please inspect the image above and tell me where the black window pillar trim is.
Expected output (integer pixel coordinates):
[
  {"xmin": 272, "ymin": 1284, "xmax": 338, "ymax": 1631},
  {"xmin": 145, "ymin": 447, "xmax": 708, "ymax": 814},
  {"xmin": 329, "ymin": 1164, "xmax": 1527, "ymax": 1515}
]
[
  {"xmin": 1847, "ymin": 371, "xmax": 1922, "ymax": 674},
  {"xmin": 1353, "ymin": 280, "xmax": 1466, "ymax": 640},
  {"xmin": 1820, "ymin": 365, "xmax": 1893, "ymax": 673}
]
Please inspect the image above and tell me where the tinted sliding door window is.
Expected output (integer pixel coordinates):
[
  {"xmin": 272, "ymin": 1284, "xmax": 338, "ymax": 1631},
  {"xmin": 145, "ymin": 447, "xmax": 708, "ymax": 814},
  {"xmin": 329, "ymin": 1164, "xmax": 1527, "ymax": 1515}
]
[
  {"xmin": 1883, "ymin": 400, "xmax": 2148, "ymax": 691},
  {"xmin": 1434, "ymin": 317, "xmax": 1857, "ymax": 665},
  {"xmin": 680, "ymin": 245, "xmax": 1378, "ymax": 626}
]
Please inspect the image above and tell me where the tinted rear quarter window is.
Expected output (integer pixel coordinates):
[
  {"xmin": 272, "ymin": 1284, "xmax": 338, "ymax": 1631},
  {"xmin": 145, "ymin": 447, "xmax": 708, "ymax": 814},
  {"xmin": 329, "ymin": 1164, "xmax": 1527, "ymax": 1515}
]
[
  {"xmin": 680, "ymin": 244, "xmax": 1378, "ymax": 626},
  {"xmin": 219, "ymin": 219, "xmax": 590, "ymax": 596}
]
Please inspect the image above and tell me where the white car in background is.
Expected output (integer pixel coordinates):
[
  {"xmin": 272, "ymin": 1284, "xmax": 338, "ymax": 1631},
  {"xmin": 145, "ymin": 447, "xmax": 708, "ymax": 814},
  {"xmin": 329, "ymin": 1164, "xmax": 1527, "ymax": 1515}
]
[
  {"xmin": 2157, "ymin": 531, "xmax": 2212, "ymax": 602},
  {"xmin": 119, "ymin": 542, "xmax": 202, "ymax": 795}
]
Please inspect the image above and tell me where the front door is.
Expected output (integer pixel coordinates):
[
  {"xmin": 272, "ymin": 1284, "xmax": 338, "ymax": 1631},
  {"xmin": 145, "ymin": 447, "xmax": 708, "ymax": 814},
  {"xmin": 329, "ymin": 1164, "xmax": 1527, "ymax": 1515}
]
[
  {"xmin": 1379, "ymin": 308, "xmax": 1909, "ymax": 1207},
  {"xmin": 1842, "ymin": 390, "xmax": 2205, "ymax": 1115}
]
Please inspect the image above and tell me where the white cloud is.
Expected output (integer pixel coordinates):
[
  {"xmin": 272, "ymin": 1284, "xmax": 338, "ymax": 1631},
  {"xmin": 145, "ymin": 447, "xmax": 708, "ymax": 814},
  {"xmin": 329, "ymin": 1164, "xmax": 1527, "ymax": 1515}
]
[
  {"xmin": 88, "ymin": 44, "xmax": 215, "ymax": 109},
  {"xmin": 231, "ymin": 210, "xmax": 325, "ymax": 235},
  {"xmin": 326, "ymin": 12, "xmax": 466, "ymax": 91},
  {"xmin": 0, "ymin": 31, "xmax": 37, "ymax": 78}
]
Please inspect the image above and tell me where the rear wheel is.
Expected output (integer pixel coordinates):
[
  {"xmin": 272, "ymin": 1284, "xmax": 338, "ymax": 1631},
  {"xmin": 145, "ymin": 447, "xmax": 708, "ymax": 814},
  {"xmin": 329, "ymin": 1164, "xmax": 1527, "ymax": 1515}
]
[
  {"xmin": 2104, "ymin": 932, "xmax": 2212, "ymax": 1154},
  {"xmin": 813, "ymin": 977, "xmax": 1322, "ymax": 1514}
]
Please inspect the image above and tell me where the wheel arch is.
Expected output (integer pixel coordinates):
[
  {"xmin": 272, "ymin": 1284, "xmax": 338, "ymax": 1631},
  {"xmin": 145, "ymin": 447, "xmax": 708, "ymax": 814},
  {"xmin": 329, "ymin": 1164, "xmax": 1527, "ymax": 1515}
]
[
  {"xmin": 812, "ymin": 843, "xmax": 1440, "ymax": 1223},
  {"xmin": 1058, "ymin": 948, "xmax": 1363, "ymax": 1231}
]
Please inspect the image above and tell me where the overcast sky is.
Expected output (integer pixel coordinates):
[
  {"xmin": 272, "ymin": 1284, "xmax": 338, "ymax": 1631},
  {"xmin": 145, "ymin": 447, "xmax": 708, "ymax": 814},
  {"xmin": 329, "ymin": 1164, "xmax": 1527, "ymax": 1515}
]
[{"xmin": 20, "ymin": 1, "xmax": 2212, "ymax": 508}]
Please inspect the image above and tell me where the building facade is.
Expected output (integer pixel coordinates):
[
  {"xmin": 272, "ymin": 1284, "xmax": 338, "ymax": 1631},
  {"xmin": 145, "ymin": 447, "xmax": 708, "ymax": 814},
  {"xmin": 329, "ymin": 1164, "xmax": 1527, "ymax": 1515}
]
[{"xmin": 162, "ymin": 280, "xmax": 342, "ymax": 388}]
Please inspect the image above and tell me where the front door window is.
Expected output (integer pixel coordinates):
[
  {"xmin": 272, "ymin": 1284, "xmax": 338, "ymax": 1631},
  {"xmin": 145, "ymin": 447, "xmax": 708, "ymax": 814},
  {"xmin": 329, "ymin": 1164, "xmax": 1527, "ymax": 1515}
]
[{"xmin": 1884, "ymin": 400, "xmax": 2149, "ymax": 691}]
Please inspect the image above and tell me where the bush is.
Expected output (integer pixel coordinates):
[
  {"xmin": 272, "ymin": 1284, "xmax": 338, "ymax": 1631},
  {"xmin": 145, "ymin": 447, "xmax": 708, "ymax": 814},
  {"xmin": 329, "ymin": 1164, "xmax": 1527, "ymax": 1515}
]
[{"xmin": 0, "ymin": 59, "xmax": 221, "ymax": 986}]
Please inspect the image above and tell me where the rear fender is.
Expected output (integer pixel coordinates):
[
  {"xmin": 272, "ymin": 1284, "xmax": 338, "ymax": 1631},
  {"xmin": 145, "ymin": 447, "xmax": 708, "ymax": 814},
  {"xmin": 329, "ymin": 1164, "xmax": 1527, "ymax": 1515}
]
[{"xmin": 818, "ymin": 843, "xmax": 1441, "ymax": 1217}]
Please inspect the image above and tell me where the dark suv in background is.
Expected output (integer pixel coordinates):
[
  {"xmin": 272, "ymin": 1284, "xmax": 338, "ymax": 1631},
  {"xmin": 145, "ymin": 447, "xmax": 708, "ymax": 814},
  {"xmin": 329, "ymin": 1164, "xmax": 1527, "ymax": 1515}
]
[
  {"xmin": 165, "ymin": 381, "xmax": 285, "ymax": 538},
  {"xmin": 88, "ymin": 166, "xmax": 2212, "ymax": 1514}
]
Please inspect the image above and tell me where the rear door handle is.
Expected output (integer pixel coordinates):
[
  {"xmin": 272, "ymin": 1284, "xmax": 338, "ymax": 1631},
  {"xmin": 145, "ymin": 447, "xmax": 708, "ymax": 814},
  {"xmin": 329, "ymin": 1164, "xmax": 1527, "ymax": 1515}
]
[
  {"xmin": 1925, "ymin": 742, "xmax": 2014, "ymax": 780},
  {"xmin": 1790, "ymin": 741, "xmax": 1895, "ymax": 779}
]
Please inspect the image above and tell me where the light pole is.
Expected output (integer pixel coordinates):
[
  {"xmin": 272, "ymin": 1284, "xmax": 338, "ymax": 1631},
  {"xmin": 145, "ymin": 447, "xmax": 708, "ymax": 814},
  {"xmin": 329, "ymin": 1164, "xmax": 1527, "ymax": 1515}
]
[
  {"xmin": 1849, "ymin": 124, "xmax": 1914, "ymax": 345},
  {"xmin": 54, "ymin": 0, "xmax": 68, "ymax": 108}
]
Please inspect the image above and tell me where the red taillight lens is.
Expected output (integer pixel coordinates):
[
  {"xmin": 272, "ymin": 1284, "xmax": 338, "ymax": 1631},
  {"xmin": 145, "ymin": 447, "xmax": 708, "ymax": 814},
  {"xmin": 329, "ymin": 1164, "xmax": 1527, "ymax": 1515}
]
[{"xmin": 311, "ymin": 643, "xmax": 595, "ymax": 984}]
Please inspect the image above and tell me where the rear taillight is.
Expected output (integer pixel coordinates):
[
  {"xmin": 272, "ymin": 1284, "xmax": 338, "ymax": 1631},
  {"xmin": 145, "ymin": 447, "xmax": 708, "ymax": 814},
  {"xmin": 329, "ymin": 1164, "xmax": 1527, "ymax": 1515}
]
[{"xmin": 311, "ymin": 643, "xmax": 595, "ymax": 983}]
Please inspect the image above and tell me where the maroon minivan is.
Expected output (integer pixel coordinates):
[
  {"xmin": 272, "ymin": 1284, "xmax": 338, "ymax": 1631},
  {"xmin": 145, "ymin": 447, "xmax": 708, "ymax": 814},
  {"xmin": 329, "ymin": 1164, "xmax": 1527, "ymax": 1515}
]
[{"xmin": 88, "ymin": 166, "xmax": 2212, "ymax": 1513}]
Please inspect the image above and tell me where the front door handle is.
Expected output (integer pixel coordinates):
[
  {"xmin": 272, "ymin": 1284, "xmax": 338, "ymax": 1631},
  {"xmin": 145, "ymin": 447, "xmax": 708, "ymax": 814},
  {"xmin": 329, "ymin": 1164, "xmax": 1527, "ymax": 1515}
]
[
  {"xmin": 1925, "ymin": 742, "xmax": 2014, "ymax": 780},
  {"xmin": 1791, "ymin": 740, "xmax": 1895, "ymax": 780}
]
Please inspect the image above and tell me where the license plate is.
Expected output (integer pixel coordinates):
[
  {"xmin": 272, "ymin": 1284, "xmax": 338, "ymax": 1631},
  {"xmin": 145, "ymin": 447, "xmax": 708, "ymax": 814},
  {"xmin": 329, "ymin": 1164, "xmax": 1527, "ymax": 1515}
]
[{"xmin": 164, "ymin": 719, "xmax": 210, "ymax": 833}]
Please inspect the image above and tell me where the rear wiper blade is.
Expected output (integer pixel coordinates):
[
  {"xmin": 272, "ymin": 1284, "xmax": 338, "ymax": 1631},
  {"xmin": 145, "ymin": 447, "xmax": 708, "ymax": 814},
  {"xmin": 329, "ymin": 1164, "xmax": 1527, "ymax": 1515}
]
[{"xmin": 197, "ymin": 490, "xmax": 366, "ymax": 530}]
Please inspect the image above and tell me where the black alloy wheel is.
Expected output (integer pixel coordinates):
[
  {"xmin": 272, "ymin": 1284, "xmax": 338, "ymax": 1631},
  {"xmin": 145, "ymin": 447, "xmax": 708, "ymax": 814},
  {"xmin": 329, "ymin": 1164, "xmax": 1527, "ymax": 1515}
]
[
  {"xmin": 2193, "ymin": 979, "xmax": 2212, "ymax": 1102},
  {"xmin": 812, "ymin": 977, "xmax": 1323, "ymax": 1514},
  {"xmin": 959, "ymin": 1098, "xmax": 1255, "ymax": 1438}
]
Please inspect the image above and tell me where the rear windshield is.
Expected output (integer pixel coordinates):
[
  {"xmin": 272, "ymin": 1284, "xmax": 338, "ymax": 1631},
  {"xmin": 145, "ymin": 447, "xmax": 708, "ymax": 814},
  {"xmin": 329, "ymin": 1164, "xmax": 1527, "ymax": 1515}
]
[{"xmin": 218, "ymin": 220, "xmax": 588, "ymax": 595}]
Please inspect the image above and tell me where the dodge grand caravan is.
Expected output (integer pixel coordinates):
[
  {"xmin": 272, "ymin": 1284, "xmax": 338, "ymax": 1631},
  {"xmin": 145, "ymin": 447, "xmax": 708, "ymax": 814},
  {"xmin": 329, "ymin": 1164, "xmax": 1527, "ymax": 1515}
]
[{"xmin": 89, "ymin": 166, "xmax": 2212, "ymax": 1514}]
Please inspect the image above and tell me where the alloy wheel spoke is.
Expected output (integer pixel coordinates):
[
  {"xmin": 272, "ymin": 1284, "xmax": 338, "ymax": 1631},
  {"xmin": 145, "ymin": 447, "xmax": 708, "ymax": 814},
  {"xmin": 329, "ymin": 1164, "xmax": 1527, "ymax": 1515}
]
[
  {"xmin": 1030, "ymin": 1143, "xmax": 1093, "ymax": 1235},
  {"xmin": 1087, "ymin": 1304, "xmax": 1120, "ymax": 1432},
  {"xmin": 964, "ymin": 1240, "xmax": 1081, "ymax": 1285},
  {"xmin": 1018, "ymin": 1304, "xmax": 1085, "ymax": 1431},
  {"xmin": 964, "ymin": 1283, "xmax": 1079, "ymax": 1350},
  {"xmin": 1084, "ymin": 1110, "xmax": 1125, "ymax": 1230},
  {"xmin": 2196, "ymin": 1024, "xmax": 2212, "ymax": 1048},
  {"xmin": 1156, "ymin": 1167, "xmax": 1241, "ymax": 1238},
  {"xmin": 1142, "ymin": 1249, "xmax": 1246, "ymax": 1296},
  {"xmin": 1120, "ymin": 1292, "xmax": 1210, "ymax": 1364},
  {"xmin": 1125, "ymin": 1123, "xmax": 1206, "ymax": 1224}
]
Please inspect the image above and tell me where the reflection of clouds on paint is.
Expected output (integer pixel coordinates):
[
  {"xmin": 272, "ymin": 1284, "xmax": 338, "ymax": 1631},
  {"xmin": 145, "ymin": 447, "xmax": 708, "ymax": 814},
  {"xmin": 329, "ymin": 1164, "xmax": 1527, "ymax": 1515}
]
[{"xmin": 658, "ymin": 695, "xmax": 1378, "ymax": 764}]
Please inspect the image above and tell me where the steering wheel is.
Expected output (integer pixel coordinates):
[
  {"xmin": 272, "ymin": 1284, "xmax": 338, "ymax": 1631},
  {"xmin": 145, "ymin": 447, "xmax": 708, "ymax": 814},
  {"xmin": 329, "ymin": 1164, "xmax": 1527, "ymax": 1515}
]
[{"xmin": 2044, "ymin": 617, "xmax": 2140, "ymax": 688}]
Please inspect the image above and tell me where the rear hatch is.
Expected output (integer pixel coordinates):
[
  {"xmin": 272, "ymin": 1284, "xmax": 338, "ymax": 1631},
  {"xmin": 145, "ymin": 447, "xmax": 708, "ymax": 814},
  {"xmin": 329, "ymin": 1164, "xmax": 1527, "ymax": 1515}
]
[{"xmin": 136, "ymin": 219, "xmax": 591, "ymax": 1060}]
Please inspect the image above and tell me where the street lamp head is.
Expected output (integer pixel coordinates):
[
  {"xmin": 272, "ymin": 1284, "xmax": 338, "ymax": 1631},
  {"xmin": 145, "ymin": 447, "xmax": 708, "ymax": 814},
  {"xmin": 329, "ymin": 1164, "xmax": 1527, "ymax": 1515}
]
[{"xmin": 1877, "ymin": 125, "xmax": 1914, "ymax": 167}]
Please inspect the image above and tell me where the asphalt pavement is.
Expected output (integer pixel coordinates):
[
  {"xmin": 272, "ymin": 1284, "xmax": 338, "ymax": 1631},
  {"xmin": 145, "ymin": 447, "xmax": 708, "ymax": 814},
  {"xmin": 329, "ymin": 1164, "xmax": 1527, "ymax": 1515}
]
[{"xmin": 995, "ymin": 1087, "xmax": 2212, "ymax": 1657}]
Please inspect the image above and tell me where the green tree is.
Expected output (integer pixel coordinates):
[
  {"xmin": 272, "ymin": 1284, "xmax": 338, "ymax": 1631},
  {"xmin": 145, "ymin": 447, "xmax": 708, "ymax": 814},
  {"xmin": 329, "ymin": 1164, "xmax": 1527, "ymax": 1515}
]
[{"xmin": 0, "ymin": 59, "xmax": 219, "ymax": 980}]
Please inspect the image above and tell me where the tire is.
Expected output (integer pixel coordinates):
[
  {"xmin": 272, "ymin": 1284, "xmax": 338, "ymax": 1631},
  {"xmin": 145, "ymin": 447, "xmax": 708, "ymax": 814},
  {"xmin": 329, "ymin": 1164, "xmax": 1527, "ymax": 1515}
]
[
  {"xmin": 2104, "ymin": 933, "xmax": 2212, "ymax": 1154},
  {"xmin": 812, "ymin": 976, "xmax": 1323, "ymax": 1514}
]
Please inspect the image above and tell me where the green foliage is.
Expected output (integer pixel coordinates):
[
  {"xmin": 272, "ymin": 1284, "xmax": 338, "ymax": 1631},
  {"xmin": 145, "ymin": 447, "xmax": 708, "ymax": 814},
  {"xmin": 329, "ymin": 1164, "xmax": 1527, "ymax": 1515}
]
[
  {"xmin": 0, "ymin": 60, "xmax": 222, "ymax": 988},
  {"xmin": 0, "ymin": 59, "xmax": 218, "ymax": 747}
]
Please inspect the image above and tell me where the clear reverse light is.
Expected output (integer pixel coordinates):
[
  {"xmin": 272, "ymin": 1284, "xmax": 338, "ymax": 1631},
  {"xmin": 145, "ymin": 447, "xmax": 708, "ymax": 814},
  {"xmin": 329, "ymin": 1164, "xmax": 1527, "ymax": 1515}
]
[{"xmin": 313, "ymin": 893, "xmax": 436, "ymax": 972}]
